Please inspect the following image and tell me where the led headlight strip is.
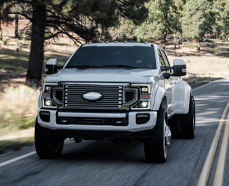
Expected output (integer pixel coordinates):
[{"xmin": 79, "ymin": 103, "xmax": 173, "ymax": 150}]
[
  {"xmin": 131, "ymin": 84, "xmax": 153, "ymax": 110},
  {"xmin": 42, "ymin": 83, "xmax": 64, "ymax": 108}
]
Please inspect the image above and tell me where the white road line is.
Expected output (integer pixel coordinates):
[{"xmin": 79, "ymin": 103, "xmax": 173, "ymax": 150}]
[{"xmin": 0, "ymin": 151, "xmax": 36, "ymax": 168}]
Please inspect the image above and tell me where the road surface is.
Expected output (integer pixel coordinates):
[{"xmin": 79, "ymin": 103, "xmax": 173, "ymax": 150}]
[{"xmin": 1, "ymin": 78, "xmax": 229, "ymax": 186}]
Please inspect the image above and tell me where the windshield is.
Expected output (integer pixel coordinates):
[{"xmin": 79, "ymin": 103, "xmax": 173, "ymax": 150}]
[{"xmin": 65, "ymin": 46, "xmax": 156, "ymax": 69}]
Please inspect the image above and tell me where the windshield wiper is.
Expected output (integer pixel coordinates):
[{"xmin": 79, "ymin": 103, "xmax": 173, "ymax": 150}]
[
  {"xmin": 66, "ymin": 65, "xmax": 101, "ymax": 68},
  {"xmin": 101, "ymin": 65, "xmax": 136, "ymax": 68}
]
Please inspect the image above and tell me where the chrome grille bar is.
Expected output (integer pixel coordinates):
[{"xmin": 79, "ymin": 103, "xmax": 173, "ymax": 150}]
[{"xmin": 63, "ymin": 83, "xmax": 129, "ymax": 110}]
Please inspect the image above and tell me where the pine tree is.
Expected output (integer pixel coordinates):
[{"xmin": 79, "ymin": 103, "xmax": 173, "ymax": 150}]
[
  {"xmin": 212, "ymin": 0, "xmax": 227, "ymax": 39},
  {"xmin": 0, "ymin": 0, "xmax": 149, "ymax": 85},
  {"xmin": 134, "ymin": 0, "xmax": 181, "ymax": 50},
  {"xmin": 182, "ymin": 0, "xmax": 214, "ymax": 53},
  {"xmin": 220, "ymin": 0, "xmax": 229, "ymax": 39}
]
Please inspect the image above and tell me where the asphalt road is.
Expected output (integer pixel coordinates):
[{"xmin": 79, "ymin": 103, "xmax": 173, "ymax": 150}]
[{"xmin": 1, "ymin": 78, "xmax": 229, "ymax": 186}]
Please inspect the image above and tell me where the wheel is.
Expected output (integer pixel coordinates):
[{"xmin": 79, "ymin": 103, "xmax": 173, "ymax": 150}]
[
  {"xmin": 169, "ymin": 115, "xmax": 180, "ymax": 139},
  {"xmin": 180, "ymin": 96, "xmax": 195, "ymax": 139},
  {"xmin": 35, "ymin": 120, "xmax": 64, "ymax": 159},
  {"xmin": 144, "ymin": 108, "xmax": 168, "ymax": 163}
]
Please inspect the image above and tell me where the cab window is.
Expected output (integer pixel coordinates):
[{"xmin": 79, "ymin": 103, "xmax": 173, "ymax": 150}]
[
  {"xmin": 161, "ymin": 50, "xmax": 170, "ymax": 67},
  {"xmin": 161, "ymin": 50, "xmax": 171, "ymax": 73},
  {"xmin": 157, "ymin": 49, "xmax": 165, "ymax": 66}
]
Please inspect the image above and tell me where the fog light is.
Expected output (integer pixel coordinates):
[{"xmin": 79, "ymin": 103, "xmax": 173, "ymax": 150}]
[
  {"xmin": 136, "ymin": 113, "xmax": 150, "ymax": 124},
  {"xmin": 40, "ymin": 111, "xmax": 50, "ymax": 122},
  {"xmin": 141, "ymin": 101, "xmax": 148, "ymax": 108},
  {"xmin": 45, "ymin": 99, "xmax": 52, "ymax": 106}
]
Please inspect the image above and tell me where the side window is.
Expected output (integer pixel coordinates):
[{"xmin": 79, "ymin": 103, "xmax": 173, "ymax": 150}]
[
  {"xmin": 157, "ymin": 49, "xmax": 165, "ymax": 66},
  {"xmin": 161, "ymin": 50, "xmax": 171, "ymax": 73},
  {"xmin": 161, "ymin": 50, "xmax": 170, "ymax": 67}
]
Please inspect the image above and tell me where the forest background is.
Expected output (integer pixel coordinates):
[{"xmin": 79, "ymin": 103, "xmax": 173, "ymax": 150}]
[{"xmin": 0, "ymin": 0, "xmax": 229, "ymax": 152}]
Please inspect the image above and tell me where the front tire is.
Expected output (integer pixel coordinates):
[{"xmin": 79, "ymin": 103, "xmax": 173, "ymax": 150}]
[
  {"xmin": 144, "ymin": 108, "xmax": 168, "ymax": 163},
  {"xmin": 180, "ymin": 96, "xmax": 195, "ymax": 139},
  {"xmin": 35, "ymin": 120, "xmax": 64, "ymax": 159}
]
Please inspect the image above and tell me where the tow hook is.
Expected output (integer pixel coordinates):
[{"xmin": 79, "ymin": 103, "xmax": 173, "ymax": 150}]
[{"xmin": 165, "ymin": 125, "xmax": 171, "ymax": 146}]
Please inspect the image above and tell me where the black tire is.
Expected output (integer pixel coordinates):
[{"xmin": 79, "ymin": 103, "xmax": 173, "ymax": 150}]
[
  {"xmin": 169, "ymin": 115, "xmax": 181, "ymax": 139},
  {"xmin": 35, "ymin": 120, "xmax": 64, "ymax": 159},
  {"xmin": 180, "ymin": 96, "xmax": 195, "ymax": 139},
  {"xmin": 144, "ymin": 108, "xmax": 167, "ymax": 163}
]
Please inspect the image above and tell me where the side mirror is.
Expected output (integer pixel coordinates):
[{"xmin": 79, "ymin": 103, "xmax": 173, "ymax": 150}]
[
  {"xmin": 45, "ymin": 59, "xmax": 63, "ymax": 74},
  {"xmin": 172, "ymin": 59, "xmax": 187, "ymax": 76}
]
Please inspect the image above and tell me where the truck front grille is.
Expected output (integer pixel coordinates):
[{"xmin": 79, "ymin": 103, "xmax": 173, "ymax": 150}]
[{"xmin": 63, "ymin": 83, "xmax": 126, "ymax": 110}]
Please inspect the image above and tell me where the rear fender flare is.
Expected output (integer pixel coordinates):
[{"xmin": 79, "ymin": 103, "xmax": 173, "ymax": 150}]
[{"xmin": 177, "ymin": 81, "xmax": 191, "ymax": 114}]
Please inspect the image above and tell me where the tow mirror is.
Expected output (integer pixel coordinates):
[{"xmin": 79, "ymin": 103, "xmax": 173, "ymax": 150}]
[
  {"xmin": 45, "ymin": 59, "xmax": 63, "ymax": 74},
  {"xmin": 172, "ymin": 59, "xmax": 186, "ymax": 76}
]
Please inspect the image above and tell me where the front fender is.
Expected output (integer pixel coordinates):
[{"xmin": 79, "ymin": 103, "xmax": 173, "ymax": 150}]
[{"xmin": 152, "ymin": 84, "xmax": 167, "ymax": 111}]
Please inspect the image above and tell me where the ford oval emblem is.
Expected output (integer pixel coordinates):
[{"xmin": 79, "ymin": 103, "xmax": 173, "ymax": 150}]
[{"xmin": 82, "ymin": 92, "xmax": 103, "ymax": 101}]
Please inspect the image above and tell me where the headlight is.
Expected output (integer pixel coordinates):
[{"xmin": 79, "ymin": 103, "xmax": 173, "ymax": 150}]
[
  {"xmin": 43, "ymin": 83, "xmax": 58, "ymax": 92},
  {"xmin": 42, "ymin": 83, "xmax": 61, "ymax": 108},
  {"xmin": 44, "ymin": 85, "xmax": 52, "ymax": 91},
  {"xmin": 140, "ymin": 86, "xmax": 150, "ymax": 94},
  {"xmin": 132, "ymin": 101, "xmax": 150, "ymax": 109},
  {"xmin": 44, "ymin": 99, "xmax": 52, "ymax": 106},
  {"xmin": 141, "ymin": 101, "xmax": 148, "ymax": 107},
  {"xmin": 131, "ymin": 84, "xmax": 153, "ymax": 110}
]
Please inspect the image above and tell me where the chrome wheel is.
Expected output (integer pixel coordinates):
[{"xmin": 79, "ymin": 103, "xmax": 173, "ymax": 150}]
[{"xmin": 163, "ymin": 119, "xmax": 168, "ymax": 159}]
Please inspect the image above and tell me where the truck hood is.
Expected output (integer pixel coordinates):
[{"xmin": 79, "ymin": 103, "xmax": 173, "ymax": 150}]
[{"xmin": 45, "ymin": 68, "xmax": 159, "ymax": 84}]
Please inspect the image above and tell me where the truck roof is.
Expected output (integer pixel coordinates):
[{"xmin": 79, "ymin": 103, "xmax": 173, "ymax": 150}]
[{"xmin": 81, "ymin": 42, "xmax": 159, "ymax": 48}]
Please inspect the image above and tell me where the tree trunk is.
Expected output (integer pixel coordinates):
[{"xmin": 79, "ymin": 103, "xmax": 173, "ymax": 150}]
[
  {"xmin": 163, "ymin": 30, "xmax": 167, "ymax": 50},
  {"xmin": 177, "ymin": 37, "xmax": 180, "ymax": 48},
  {"xmin": 174, "ymin": 31, "xmax": 176, "ymax": 49},
  {"xmin": 197, "ymin": 41, "xmax": 200, "ymax": 54},
  {"xmin": 26, "ymin": 2, "xmax": 46, "ymax": 86},
  {"xmin": 15, "ymin": 13, "xmax": 18, "ymax": 38},
  {"xmin": 0, "ymin": 8, "xmax": 2, "ymax": 31}
]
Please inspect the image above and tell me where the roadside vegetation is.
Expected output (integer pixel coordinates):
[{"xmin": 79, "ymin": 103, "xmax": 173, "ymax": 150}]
[{"xmin": 0, "ymin": 85, "xmax": 38, "ymax": 134}]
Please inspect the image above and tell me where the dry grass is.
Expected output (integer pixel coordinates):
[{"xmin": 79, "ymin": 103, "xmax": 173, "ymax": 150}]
[
  {"xmin": 167, "ymin": 56, "xmax": 229, "ymax": 88},
  {"xmin": 0, "ymin": 137, "xmax": 34, "ymax": 154},
  {"xmin": 0, "ymin": 85, "xmax": 39, "ymax": 135}
]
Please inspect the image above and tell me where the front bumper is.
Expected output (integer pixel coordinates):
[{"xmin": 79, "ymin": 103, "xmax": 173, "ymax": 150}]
[{"xmin": 37, "ymin": 109, "xmax": 157, "ymax": 133}]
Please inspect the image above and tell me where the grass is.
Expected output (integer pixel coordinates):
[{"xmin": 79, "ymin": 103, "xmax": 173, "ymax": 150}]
[
  {"xmin": 183, "ymin": 75, "xmax": 221, "ymax": 89},
  {"xmin": 0, "ymin": 37, "xmax": 76, "ymax": 76},
  {"xmin": 0, "ymin": 85, "xmax": 39, "ymax": 135},
  {"xmin": 0, "ymin": 127, "xmax": 34, "ymax": 154},
  {"xmin": 0, "ymin": 137, "xmax": 34, "ymax": 154}
]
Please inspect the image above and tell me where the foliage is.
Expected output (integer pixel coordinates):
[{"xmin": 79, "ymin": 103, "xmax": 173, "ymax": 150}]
[
  {"xmin": 0, "ymin": 0, "xmax": 150, "ymax": 84},
  {"xmin": 133, "ymin": 0, "xmax": 181, "ymax": 48},
  {"xmin": 212, "ymin": 0, "xmax": 227, "ymax": 39},
  {"xmin": 220, "ymin": 0, "xmax": 229, "ymax": 39},
  {"xmin": 182, "ymin": 0, "xmax": 214, "ymax": 42}
]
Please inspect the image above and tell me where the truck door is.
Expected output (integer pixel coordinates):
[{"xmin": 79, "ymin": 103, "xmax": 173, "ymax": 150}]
[{"xmin": 157, "ymin": 49, "xmax": 177, "ymax": 117}]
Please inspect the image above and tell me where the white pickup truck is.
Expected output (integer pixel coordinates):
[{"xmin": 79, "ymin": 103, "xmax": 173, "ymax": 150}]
[{"xmin": 35, "ymin": 42, "xmax": 195, "ymax": 163}]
